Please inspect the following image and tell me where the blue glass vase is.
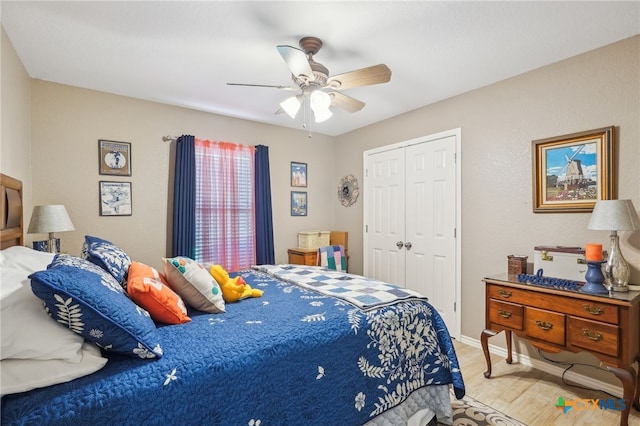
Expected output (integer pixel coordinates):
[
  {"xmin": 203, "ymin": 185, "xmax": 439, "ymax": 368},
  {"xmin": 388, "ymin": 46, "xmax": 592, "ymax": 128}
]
[{"xmin": 581, "ymin": 261, "xmax": 608, "ymax": 295}]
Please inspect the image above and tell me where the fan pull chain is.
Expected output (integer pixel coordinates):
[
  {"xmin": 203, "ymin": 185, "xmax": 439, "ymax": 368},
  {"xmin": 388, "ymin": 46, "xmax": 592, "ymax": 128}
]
[{"xmin": 303, "ymin": 97, "xmax": 313, "ymax": 138}]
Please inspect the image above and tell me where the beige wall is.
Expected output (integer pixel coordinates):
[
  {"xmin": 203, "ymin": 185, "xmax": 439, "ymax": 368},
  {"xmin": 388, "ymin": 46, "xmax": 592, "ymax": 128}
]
[
  {"xmin": 2, "ymin": 20, "xmax": 639, "ymax": 360},
  {"xmin": 1, "ymin": 27, "xmax": 33, "ymax": 216},
  {"xmin": 334, "ymin": 35, "xmax": 640, "ymax": 353},
  {"xmin": 27, "ymin": 83, "xmax": 340, "ymax": 271}
]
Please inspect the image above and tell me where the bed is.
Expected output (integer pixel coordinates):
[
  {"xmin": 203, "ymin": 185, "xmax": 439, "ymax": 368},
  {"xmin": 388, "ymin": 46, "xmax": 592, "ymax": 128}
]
[{"xmin": 0, "ymin": 173, "xmax": 464, "ymax": 425}]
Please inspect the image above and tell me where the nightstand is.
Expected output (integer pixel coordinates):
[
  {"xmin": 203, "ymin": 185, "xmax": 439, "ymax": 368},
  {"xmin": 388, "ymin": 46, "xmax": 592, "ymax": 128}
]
[{"xmin": 287, "ymin": 248, "xmax": 318, "ymax": 266}]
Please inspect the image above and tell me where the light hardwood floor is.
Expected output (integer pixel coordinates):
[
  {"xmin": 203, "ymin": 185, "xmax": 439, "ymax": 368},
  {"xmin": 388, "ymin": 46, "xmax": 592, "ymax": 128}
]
[{"xmin": 453, "ymin": 340, "xmax": 640, "ymax": 426}]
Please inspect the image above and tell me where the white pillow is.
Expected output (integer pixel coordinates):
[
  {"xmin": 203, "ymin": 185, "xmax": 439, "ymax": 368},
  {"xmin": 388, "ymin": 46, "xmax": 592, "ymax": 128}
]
[
  {"xmin": 0, "ymin": 246, "xmax": 86, "ymax": 361},
  {"xmin": 0, "ymin": 245, "xmax": 53, "ymax": 273},
  {"xmin": 0, "ymin": 341, "xmax": 107, "ymax": 396}
]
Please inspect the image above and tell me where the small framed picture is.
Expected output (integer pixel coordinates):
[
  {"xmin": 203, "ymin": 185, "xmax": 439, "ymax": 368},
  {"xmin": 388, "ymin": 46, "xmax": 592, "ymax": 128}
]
[
  {"xmin": 99, "ymin": 140, "xmax": 131, "ymax": 176},
  {"xmin": 291, "ymin": 191, "xmax": 307, "ymax": 216},
  {"xmin": 291, "ymin": 162, "xmax": 307, "ymax": 187},
  {"xmin": 99, "ymin": 181, "xmax": 132, "ymax": 216}
]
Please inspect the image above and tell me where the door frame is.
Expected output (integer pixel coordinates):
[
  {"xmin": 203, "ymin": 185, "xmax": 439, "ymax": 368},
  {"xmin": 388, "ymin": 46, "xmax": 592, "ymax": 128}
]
[{"xmin": 363, "ymin": 128, "xmax": 462, "ymax": 340}]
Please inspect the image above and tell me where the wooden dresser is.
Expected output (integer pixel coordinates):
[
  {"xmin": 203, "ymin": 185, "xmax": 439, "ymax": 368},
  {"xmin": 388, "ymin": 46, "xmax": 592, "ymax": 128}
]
[
  {"xmin": 287, "ymin": 231, "xmax": 349, "ymax": 270},
  {"xmin": 287, "ymin": 247, "xmax": 318, "ymax": 266},
  {"xmin": 481, "ymin": 274, "xmax": 640, "ymax": 426}
]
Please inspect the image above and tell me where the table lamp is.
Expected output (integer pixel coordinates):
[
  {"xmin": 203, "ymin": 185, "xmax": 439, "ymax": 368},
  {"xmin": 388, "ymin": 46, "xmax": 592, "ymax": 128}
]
[
  {"xmin": 587, "ymin": 199, "xmax": 640, "ymax": 292},
  {"xmin": 27, "ymin": 205, "xmax": 75, "ymax": 253}
]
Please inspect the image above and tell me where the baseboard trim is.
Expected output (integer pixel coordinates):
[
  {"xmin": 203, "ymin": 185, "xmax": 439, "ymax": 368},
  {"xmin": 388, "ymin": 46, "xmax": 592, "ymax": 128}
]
[{"xmin": 459, "ymin": 334, "xmax": 624, "ymax": 398}]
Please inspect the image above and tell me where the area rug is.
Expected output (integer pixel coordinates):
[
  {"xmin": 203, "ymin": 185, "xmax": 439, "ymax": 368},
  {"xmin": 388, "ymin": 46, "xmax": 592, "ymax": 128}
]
[{"xmin": 442, "ymin": 394, "xmax": 527, "ymax": 426}]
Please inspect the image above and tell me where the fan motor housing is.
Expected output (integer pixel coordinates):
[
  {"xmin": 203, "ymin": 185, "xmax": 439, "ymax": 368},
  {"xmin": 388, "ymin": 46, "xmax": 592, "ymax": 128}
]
[{"xmin": 294, "ymin": 59, "xmax": 328, "ymax": 88}]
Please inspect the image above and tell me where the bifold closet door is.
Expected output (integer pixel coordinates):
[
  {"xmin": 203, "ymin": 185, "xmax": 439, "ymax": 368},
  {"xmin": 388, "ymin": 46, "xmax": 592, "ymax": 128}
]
[
  {"xmin": 365, "ymin": 134, "xmax": 457, "ymax": 332},
  {"xmin": 365, "ymin": 147, "xmax": 406, "ymax": 286},
  {"xmin": 404, "ymin": 137, "xmax": 456, "ymax": 329}
]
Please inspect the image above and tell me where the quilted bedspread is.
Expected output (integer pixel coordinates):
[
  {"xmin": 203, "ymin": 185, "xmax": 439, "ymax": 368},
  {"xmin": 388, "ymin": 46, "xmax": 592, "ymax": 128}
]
[{"xmin": 1, "ymin": 267, "xmax": 465, "ymax": 425}]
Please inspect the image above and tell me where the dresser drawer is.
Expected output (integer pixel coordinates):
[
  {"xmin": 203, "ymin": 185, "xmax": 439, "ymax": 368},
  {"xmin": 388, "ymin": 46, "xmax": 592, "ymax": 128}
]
[
  {"xmin": 563, "ymin": 299, "xmax": 619, "ymax": 324},
  {"xmin": 568, "ymin": 317, "xmax": 619, "ymax": 357},
  {"xmin": 489, "ymin": 300, "xmax": 523, "ymax": 330},
  {"xmin": 287, "ymin": 249, "xmax": 317, "ymax": 266},
  {"xmin": 488, "ymin": 285, "xmax": 531, "ymax": 305},
  {"xmin": 525, "ymin": 307, "xmax": 565, "ymax": 345}
]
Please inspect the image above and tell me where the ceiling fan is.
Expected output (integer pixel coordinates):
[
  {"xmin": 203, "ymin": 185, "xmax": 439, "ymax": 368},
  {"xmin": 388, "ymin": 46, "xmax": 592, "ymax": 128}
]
[{"xmin": 227, "ymin": 36, "xmax": 392, "ymax": 123}]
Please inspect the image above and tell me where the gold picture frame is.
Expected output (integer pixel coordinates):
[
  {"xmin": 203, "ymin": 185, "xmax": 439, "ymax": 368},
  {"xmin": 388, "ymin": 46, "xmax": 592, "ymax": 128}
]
[{"xmin": 532, "ymin": 126, "xmax": 615, "ymax": 213}]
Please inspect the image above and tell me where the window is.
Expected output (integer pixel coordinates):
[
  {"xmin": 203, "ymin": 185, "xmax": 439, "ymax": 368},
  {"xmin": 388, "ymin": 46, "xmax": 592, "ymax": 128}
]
[{"xmin": 194, "ymin": 139, "xmax": 255, "ymax": 271}]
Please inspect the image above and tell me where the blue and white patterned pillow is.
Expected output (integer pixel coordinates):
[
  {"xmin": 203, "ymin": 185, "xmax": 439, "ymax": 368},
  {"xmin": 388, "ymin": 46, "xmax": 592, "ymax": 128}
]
[
  {"xmin": 29, "ymin": 255, "xmax": 163, "ymax": 359},
  {"xmin": 81, "ymin": 235, "xmax": 132, "ymax": 287}
]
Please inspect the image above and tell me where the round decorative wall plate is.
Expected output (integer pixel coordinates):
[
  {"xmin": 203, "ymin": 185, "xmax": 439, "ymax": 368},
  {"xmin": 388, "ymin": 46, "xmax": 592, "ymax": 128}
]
[{"xmin": 338, "ymin": 174, "xmax": 359, "ymax": 207}]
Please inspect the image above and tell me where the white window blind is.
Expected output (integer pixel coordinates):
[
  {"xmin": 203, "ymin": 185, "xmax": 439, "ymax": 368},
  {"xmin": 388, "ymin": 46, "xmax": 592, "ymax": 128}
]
[{"xmin": 194, "ymin": 139, "xmax": 255, "ymax": 271}]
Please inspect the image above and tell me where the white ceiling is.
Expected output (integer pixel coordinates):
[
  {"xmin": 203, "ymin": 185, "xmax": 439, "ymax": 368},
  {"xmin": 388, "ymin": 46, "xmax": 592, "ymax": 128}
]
[{"xmin": 2, "ymin": 1, "xmax": 639, "ymax": 136}]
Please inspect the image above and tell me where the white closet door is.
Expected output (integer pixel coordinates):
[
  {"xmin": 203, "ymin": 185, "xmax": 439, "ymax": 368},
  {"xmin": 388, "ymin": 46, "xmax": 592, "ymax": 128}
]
[
  {"xmin": 405, "ymin": 136, "xmax": 457, "ymax": 332},
  {"xmin": 364, "ymin": 129, "xmax": 460, "ymax": 337},
  {"xmin": 364, "ymin": 147, "xmax": 406, "ymax": 285}
]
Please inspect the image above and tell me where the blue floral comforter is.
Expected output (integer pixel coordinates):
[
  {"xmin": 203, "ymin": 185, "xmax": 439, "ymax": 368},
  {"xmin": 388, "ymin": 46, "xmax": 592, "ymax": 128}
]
[{"xmin": 1, "ymin": 267, "xmax": 465, "ymax": 425}]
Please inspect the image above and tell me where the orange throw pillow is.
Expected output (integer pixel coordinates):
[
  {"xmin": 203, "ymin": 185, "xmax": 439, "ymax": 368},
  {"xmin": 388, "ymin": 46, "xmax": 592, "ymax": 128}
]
[{"xmin": 127, "ymin": 261, "xmax": 191, "ymax": 324}]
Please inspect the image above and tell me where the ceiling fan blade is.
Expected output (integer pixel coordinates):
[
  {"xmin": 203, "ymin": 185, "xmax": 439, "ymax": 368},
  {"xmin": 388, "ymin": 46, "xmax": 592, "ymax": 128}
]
[
  {"xmin": 227, "ymin": 83, "xmax": 295, "ymax": 90},
  {"xmin": 276, "ymin": 45, "xmax": 314, "ymax": 80},
  {"xmin": 327, "ymin": 64, "xmax": 391, "ymax": 90},
  {"xmin": 329, "ymin": 91, "xmax": 365, "ymax": 113}
]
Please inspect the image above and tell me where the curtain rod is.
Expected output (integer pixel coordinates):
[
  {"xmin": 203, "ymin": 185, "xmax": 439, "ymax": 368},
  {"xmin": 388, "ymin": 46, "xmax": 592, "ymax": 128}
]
[{"xmin": 162, "ymin": 135, "xmax": 177, "ymax": 142}]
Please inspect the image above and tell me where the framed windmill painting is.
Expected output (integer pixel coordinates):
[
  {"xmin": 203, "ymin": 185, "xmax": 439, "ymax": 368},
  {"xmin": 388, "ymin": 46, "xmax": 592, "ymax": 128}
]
[{"xmin": 532, "ymin": 126, "xmax": 615, "ymax": 213}]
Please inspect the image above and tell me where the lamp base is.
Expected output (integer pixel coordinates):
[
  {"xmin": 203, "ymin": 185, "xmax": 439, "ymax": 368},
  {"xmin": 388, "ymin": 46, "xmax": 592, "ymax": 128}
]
[
  {"xmin": 582, "ymin": 261, "xmax": 609, "ymax": 295},
  {"xmin": 609, "ymin": 284, "xmax": 629, "ymax": 293},
  {"xmin": 605, "ymin": 231, "xmax": 631, "ymax": 292},
  {"xmin": 33, "ymin": 238, "xmax": 60, "ymax": 253}
]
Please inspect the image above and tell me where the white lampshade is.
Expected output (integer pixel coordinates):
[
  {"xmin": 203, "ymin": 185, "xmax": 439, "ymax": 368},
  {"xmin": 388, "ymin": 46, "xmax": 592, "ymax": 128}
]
[
  {"xmin": 587, "ymin": 199, "xmax": 639, "ymax": 290},
  {"xmin": 280, "ymin": 96, "xmax": 302, "ymax": 119},
  {"xmin": 588, "ymin": 200, "xmax": 640, "ymax": 231},
  {"xmin": 28, "ymin": 205, "xmax": 75, "ymax": 234}
]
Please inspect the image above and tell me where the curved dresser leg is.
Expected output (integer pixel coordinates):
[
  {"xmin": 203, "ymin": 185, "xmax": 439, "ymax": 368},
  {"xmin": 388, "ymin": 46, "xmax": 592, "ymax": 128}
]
[
  {"xmin": 481, "ymin": 328, "xmax": 498, "ymax": 378},
  {"xmin": 505, "ymin": 329, "xmax": 513, "ymax": 364},
  {"xmin": 607, "ymin": 365, "xmax": 635, "ymax": 426}
]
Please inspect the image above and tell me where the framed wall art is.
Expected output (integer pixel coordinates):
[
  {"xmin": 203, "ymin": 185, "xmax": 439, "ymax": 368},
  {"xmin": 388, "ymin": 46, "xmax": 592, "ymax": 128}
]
[
  {"xmin": 99, "ymin": 139, "xmax": 131, "ymax": 176},
  {"xmin": 291, "ymin": 191, "xmax": 307, "ymax": 216},
  {"xmin": 99, "ymin": 181, "xmax": 132, "ymax": 216},
  {"xmin": 291, "ymin": 162, "xmax": 307, "ymax": 187},
  {"xmin": 532, "ymin": 126, "xmax": 615, "ymax": 213}
]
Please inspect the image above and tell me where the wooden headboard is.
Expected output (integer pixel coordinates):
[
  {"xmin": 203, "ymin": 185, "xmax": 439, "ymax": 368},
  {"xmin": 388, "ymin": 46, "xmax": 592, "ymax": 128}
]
[{"xmin": 1, "ymin": 173, "xmax": 24, "ymax": 249}]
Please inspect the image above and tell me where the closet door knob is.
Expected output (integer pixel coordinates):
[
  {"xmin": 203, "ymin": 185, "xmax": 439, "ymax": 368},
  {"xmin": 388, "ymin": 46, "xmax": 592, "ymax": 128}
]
[
  {"xmin": 404, "ymin": 242, "xmax": 412, "ymax": 250},
  {"xmin": 396, "ymin": 241, "xmax": 404, "ymax": 249}
]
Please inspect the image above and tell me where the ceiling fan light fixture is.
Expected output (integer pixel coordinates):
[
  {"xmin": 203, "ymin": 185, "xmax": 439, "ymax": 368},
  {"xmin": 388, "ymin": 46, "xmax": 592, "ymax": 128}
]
[
  {"xmin": 310, "ymin": 90, "xmax": 331, "ymax": 112},
  {"xmin": 280, "ymin": 96, "xmax": 301, "ymax": 119},
  {"xmin": 313, "ymin": 107, "xmax": 333, "ymax": 123}
]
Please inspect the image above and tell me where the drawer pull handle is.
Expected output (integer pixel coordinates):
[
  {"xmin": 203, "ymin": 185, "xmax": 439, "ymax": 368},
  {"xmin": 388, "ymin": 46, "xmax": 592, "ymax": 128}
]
[
  {"xmin": 582, "ymin": 329, "xmax": 603, "ymax": 342},
  {"xmin": 497, "ymin": 309, "xmax": 512, "ymax": 319},
  {"xmin": 535, "ymin": 320, "xmax": 553, "ymax": 331},
  {"xmin": 498, "ymin": 289, "xmax": 512, "ymax": 298},
  {"xmin": 583, "ymin": 304, "xmax": 604, "ymax": 316}
]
